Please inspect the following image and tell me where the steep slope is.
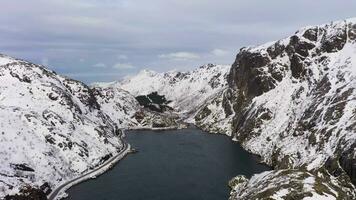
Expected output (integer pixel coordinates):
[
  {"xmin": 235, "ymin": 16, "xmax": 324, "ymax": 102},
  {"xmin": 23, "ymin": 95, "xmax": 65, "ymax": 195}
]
[
  {"xmin": 0, "ymin": 54, "xmax": 130, "ymax": 198},
  {"xmin": 98, "ymin": 64, "xmax": 230, "ymax": 118},
  {"xmin": 196, "ymin": 18, "xmax": 356, "ymax": 198},
  {"xmin": 92, "ymin": 85, "xmax": 182, "ymax": 129},
  {"xmin": 194, "ymin": 88, "xmax": 236, "ymax": 135},
  {"xmin": 92, "ymin": 86, "xmax": 140, "ymax": 128},
  {"xmin": 229, "ymin": 169, "xmax": 354, "ymax": 200}
]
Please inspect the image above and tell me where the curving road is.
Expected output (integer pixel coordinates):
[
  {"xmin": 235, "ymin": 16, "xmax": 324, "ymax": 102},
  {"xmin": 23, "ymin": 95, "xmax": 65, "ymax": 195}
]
[{"xmin": 48, "ymin": 130, "xmax": 130, "ymax": 200}]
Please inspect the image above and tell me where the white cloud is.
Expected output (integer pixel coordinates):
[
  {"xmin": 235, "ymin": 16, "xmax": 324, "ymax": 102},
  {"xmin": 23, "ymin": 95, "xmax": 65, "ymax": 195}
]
[
  {"xmin": 79, "ymin": 58, "xmax": 85, "ymax": 62},
  {"xmin": 159, "ymin": 52, "xmax": 200, "ymax": 61},
  {"xmin": 93, "ymin": 63, "xmax": 106, "ymax": 68},
  {"xmin": 211, "ymin": 49, "xmax": 229, "ymax": 56},
  {"xmin": 113, "ymin": 63, "xmax": 134, "ymax": 69},
  {"xmin": 117, "ymin": 54, "xmax": 128, "ymax": 60},
  {"xmin": 41, "ymin": 58, "xmax": 49, "ymax": 66}
]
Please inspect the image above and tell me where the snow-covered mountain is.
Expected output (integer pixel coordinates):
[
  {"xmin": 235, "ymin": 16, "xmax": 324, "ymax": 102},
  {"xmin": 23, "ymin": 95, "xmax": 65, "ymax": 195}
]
[
  {"xmin": 92, "ymin": 85, "xmax": 183, "ymax": 129},
  {"xmin": 0, "ymin": 54, "xmax": 134, "ymax": 199},
  {"xmin": 92, "ymin": 86, "xmax": 140, "ymax": 128},
  {"xmin": 0, "ymin": 57, "xmax": 224, "ymax": 199},
  {"xmin": 2, "ymin": 16, "xmax": 356, "ymax": 200},
  {"xmin": 97, "ymin": 64, "xmax": 230, "ymax": 119},
  {"xmin": 196, "ymin": 18, "xmax": 356, "ymax": 198}
]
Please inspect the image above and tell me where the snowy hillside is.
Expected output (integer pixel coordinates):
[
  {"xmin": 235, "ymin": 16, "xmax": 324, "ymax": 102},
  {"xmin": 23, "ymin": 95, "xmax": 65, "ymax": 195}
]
[
  {"xmin": 196, "ymin": 18, "xmax": 356, "ymax": 198},
  {"xmin": 0, "ymin": 55, "xmax": 129, "ymax": 199},
  {"xmin": 92, "ymin": 85, "xmax": 182, "ymax": 129},
  {"xmin": 229, "ymin": 169, "xmax": 355, "ymax": 200},
  {"xmin": 2, "ymin": 16, "xmax": 356, "ymax": 200},
  {"xmin": 92, "ymin": 86, "xmax": 140, "ymax": 128},
  {"xmin": 98, "ymin": 64, "xmax": 230, "ymax": 118}
]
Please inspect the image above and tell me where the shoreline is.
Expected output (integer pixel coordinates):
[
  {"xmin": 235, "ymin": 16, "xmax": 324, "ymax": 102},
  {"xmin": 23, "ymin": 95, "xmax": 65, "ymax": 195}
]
[
  {"xmin": 48, "ymin": 125, "xmax": 270, "ymax": 200},
  {"xmin": 127, "ymin": 126, "xmax": 179, "ymax": 131},
  {"xmin": 48, "ymin": 130, "xmax": 131, "ymax": 200},
  {"xmin": 58, "ymin": 126, "xmax": 272, "ymax": 200},
  {"xmin": 48, "ymin": 126, "xmax": 183, "ymax": 200}
]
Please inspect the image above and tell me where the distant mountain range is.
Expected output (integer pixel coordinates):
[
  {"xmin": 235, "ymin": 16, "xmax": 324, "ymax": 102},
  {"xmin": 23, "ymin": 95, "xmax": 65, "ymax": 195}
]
[{"xmin": 94, "ymin": 64, "xmax": 230, "ymax": 118}]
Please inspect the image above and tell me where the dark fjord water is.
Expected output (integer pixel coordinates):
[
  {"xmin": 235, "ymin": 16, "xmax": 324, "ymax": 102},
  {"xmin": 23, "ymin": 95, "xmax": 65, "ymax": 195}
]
[{"xmin": 66, "ymin": 128, "xmax": 270, "ymax": 200}]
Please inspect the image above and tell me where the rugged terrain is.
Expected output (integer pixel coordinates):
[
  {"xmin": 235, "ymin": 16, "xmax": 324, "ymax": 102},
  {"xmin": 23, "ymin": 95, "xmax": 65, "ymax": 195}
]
[
  {"xmin": 0, "ymin": 58, "xmax": 228, "ymax": 199},
  {"xmin": 196, "ymin": 18, "xmax": 356, "ymax": 199},
  {"xmin": 99, "ymin": 64, "xmax": 230, "ymax": 119},
  {"xmin": 0, "ymin": 55, "xmax": 132, "ymax": 199},
  {"xmin": 92, "ymin": 85, "xmax": 183, "ymax": 129},
  {"xmin": 1, "ymin": 17, "xmax": 356, "ymax": 200}
]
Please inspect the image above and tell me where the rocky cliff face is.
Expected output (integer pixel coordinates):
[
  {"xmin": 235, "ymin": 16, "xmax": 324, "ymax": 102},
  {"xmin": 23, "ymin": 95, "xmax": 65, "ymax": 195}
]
[
  {"xmin": 196, "ymin": 18, "xmax": 356, "ymax": 199},
  {"xmin": 229, "ymin": 169, "xmax": 355, "ymax": 200},
  {"xmin": 0, "ymin": 55, "xmax": 130, "ymax": 199},
  {"xmin": 194, "ymin": 88, "xmax": 236, "ymax": 135}
]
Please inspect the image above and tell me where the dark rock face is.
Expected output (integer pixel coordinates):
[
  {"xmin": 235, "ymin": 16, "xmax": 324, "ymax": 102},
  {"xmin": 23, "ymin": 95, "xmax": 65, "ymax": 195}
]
[
  {"xmin": 194, "ymin": 18, "xmax": 356, "ymax": 200},
  {"xmin": 4, "ymin": 186, "xmax": 47, "ymax": 200},
  {"xmin": 229, "ymin": 51, "xmax": 271, "ymax": 98},
  {"xmin": 302, "ymin": 27, "xmax": 318, "ymax": 42},
  {"xmin": 227, "ymin": 20, "xmax": 356, "ymax": 139},
  {"xmin": 10, "ymin": 164, "xmax": 35, "ymax": 172},
  {"xmin": 222, "ymin": 19, "xmax": 356, "ymax": 193},
  {"xmin": 349, "ymin": 23, "xmax": 356, "ymax": 41},
  {"xmin": 287, "ymin": 35, "xmax": 316, "ymax": 57},
  {"xmin": 267, "ymin": 42, "xmax": 286, "ymax": 59},
  {"xmin": 39, "ymin": 183, "xmax": 51, "ymax": 196},
  {"xmin": 339, "ymin": 144, "xmax": 356, "ymax": 185},
  {"xmin": 222, "ymin": 89, "xmax": 234, "ymax": 117},
  {"xmin": 290, "ymin": 54, "xmax": 306, "ymax": 79},
  {"xmin": 209, "ymin": 72, "xmax": 223, "ymax": 89},
  {"xmin": 135, "ymin": 92, "xmax": 173, "ymax": 113},
  {"xmin": 62, "ymin": 78, "xmax": 101, "ymax": 111},
  {"xmin": 321, "ymin": 23, "xmax": 347, "ymax": 53},
  {"xmin": 228, "ymin": 20, "xmax": 355, "ymax": 104},
  {"xmin": 229, "ymin": 169, "xmax": 356, "ymax": 200},
  {"xmin": 195, "ymin": 106, "xmax": 212, "ymax": 122}
]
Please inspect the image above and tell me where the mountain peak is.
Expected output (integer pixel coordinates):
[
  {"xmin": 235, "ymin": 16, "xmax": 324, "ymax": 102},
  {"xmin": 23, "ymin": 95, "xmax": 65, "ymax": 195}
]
[
  {"xmin": 138, "ymin": 69, "xmax": 157, "ymax": 76},
  {"xmin": 0, "ymin": 54, "xmax": 17, "ymax": 66}
]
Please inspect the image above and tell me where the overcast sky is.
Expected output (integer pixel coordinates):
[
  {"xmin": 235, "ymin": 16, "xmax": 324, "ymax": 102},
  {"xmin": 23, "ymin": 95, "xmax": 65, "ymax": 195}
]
[{"xmin": 1, "ymin": 0, "xmax": 356, "ymax": 83}]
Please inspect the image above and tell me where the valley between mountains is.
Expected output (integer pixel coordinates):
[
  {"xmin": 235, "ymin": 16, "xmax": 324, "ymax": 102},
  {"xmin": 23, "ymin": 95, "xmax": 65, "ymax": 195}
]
[{"xmin": 1, "ymin": 18, "xmax": 356, "ymax": 200}]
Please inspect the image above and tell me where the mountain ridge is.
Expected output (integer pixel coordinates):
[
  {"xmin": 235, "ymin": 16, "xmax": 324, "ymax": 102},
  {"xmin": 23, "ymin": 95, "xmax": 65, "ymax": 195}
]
[
  {"xmin": 196, "ymin": 17, "xmax": 356, "ymax": 199},
  {"xmin": 0, "ymin": 54, "xmax": 130, "ymax": 199},
  {"xmin": 97, "ymin": 64, "xmax": 230, "ymax": 117},
  {"xmin": 1, "ymin": 17, "xmax": 356, "ymax": 200}
]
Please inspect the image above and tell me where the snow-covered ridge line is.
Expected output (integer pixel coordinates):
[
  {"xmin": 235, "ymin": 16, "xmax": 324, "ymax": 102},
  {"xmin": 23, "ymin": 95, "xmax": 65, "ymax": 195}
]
[
  {"xmin": 2, "ymin": 16, "xmax": 356, "ymax": 200},
  {"xmin": 97, "ymin": 64, "xmax": 231, "ymax": 116}
]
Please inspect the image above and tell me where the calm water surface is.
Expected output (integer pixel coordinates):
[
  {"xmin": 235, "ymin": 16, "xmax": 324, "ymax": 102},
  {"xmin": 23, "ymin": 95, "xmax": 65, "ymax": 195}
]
[{"xmin": 66, "ymin": 127, "xmax": 270, "ymax": 200}]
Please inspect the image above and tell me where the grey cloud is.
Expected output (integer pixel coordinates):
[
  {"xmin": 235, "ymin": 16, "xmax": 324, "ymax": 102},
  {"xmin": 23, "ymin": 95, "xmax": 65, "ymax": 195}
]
[
  {"xmin": 0, "ymin": 0, "xmax": 355, "ymax": 83},
  {"xmin": 93, "ymin": 63, "xmax": 107, "ymax": 68},
  {"xmin": 159, "ymin": 52, "xmax": 200, "ymax": 61},
  {"xmin": 112, "ymin": 63, "xmax": 134, "ymax": 70}
]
